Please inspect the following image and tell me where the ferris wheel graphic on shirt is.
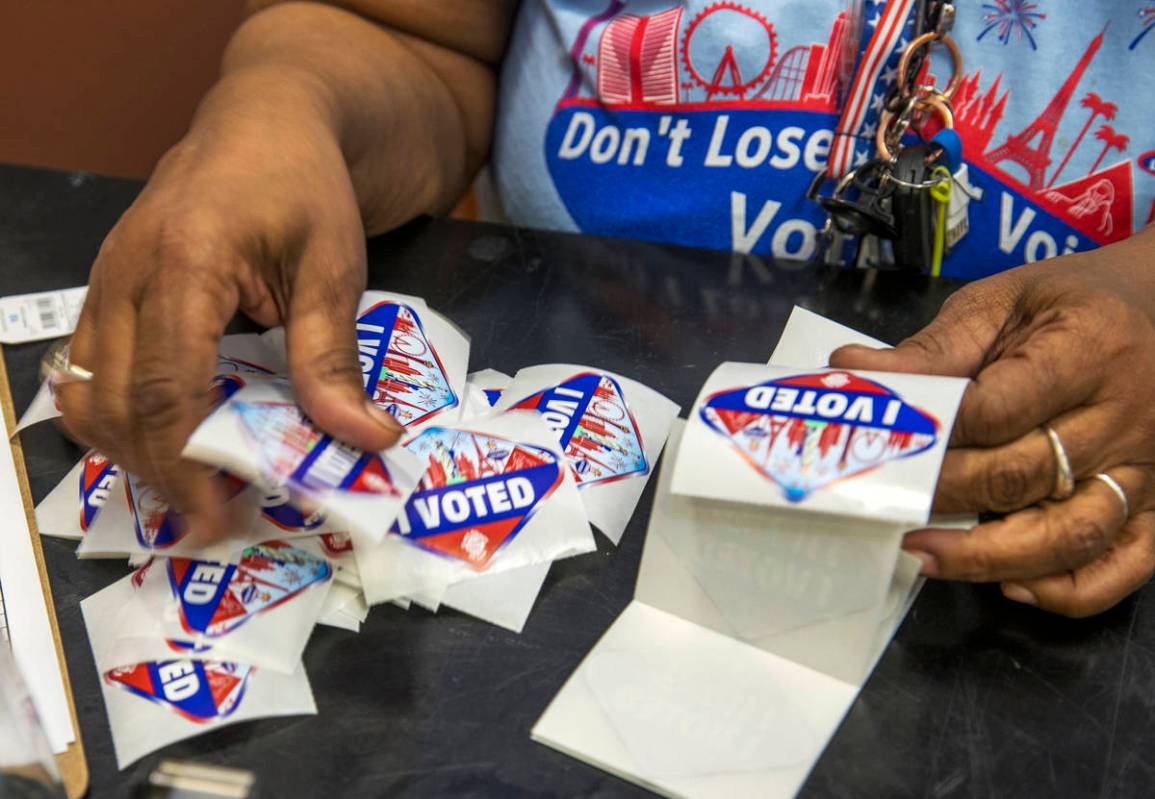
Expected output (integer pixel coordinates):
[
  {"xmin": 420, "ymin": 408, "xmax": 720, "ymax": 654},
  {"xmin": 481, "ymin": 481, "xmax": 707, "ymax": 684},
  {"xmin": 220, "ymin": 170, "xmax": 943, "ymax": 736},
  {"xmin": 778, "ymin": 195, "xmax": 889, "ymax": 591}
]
[{"xmin": 569, "ymin": 2, "xmax": 853, "ymax": 111}]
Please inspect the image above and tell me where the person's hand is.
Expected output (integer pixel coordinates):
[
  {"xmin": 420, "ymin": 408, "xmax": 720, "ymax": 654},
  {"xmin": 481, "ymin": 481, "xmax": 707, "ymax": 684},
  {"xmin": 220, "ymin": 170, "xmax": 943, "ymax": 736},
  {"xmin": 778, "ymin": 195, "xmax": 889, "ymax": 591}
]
[
  {"xmin": 57, "ymin": 92, "xmax": 403, "ymax": 540},
  {"xmin": 831, "ymin": 234, "xmax": 1155, "ymax": 618}
]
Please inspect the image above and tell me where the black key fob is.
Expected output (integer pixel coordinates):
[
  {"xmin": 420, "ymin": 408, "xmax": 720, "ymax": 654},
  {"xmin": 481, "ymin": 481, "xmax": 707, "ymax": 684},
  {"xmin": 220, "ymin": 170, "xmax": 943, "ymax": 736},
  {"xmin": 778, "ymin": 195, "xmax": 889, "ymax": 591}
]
[{"xmin": 891, "ymin": 145, "xmax": 935, "ymax": 272}]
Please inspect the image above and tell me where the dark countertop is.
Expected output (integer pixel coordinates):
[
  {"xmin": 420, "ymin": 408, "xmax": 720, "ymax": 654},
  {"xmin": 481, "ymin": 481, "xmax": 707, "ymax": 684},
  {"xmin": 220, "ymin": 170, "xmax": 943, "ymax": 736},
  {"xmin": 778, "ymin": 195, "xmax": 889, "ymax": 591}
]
[{"xmin": 2, "ymin": 163, "xmax": 1151, "ymax": 798}]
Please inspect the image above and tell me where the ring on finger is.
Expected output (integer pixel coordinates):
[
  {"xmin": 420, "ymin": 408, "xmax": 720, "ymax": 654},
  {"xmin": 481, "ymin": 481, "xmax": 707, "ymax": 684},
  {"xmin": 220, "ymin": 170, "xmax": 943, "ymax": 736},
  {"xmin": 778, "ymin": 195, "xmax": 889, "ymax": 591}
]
[
  {"xmin": 1045, "ymin": 425, "xmax": 1075, "ymax": 501},
  {"xmin": 1093, "ymin": 472, "xmax": 1130, "ymax": 520},
  {"xmin": 41, "ymin": 339, "xmax": 93, "ymax": 385}
]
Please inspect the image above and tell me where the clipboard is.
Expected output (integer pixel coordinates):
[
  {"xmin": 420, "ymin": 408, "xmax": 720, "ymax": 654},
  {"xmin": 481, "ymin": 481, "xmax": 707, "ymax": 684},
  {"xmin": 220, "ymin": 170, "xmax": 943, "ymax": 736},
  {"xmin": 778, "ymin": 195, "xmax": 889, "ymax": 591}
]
[{"xmin": 0, "ymin": 347, "xmax": 88, "ymax": 799}]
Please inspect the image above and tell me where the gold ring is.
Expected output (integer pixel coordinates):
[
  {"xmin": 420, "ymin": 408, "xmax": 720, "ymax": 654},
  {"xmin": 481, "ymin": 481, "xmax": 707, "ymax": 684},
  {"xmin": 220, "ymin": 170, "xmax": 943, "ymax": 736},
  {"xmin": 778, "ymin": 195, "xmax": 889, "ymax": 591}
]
[
  {"xmin": 43, "ymin": 341, "xmax": 93, "ymax": 385},
  {"xmin": 1093, "ymin": 473, "xmax": 1130, "ymax": 519},
  {"xmin": 897, "ymin": 32, "xmax": 962, "ymax": 101},
  {"xmin": 1045, "ymin": 426, "xmax": 1075, "ymax": 500},
  {"xmin": 875, "ymin": 95, "xmax": 954, "ymax": 162}
]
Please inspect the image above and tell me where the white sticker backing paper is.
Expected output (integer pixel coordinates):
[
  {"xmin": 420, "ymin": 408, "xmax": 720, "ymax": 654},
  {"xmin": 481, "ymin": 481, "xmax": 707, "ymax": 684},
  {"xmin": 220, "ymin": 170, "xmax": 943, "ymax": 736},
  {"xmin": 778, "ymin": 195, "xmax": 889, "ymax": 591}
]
[
  {"xmin": 88, "ymin": 540, "xmax": 333, "ymax": 674},
  {"xmin": 493, "ymin": 364, "xmax": 679, "ymax": 545},
  {"xmin": 81, "ymin": 574, "xmax": 316, "ymax": 770}
]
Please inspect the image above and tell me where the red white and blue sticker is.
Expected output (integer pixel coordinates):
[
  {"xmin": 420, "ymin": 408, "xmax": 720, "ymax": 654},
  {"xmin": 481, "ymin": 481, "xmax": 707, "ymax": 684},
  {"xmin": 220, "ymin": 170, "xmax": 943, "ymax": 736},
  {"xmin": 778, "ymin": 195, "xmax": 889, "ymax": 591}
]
[
  {"xmin": 700, "ymin": 371, "xmax": 939, "ymax": 502},
  {"xmin": 79, "ymin": 451, "xmax": 118, "ymax": 532},
  {"xmin": 394, "ymin": 428, "xmax": 564, "ymax": 567},
  {"xmin": 166, "ymin": 541, "xmax": 332, "ymax": 638},
  {"xmin": 234, "ymin": 400, "xmax": 401, "ymax": 496},
  {"xmin": 512, "ymin": 371, "xmax": 647, "ymax": 487},
  {"xmin": 104, "ymin": 660, "xmax": 252, "ymax": 724},
  {"xmin": 259, "ymin": 487, "xmax": 327, "ymax": 532},
  {"xmin": 357, "ymin": 300, "xmax": 458, "ymax": 427},
  {"xmin": 123, "ymin": 472, "xmax": 246, "ymax": 550},
  {"xmin": 125, "ymin": 473, "xmax": 185, "ymax": 549},
  {"xmin": 212, "ymin": 349, "xmax": 276, "ymax": 405},
  {"xmin": 319, "ymin": 532, "xmax": 353, "ymax": 557}
]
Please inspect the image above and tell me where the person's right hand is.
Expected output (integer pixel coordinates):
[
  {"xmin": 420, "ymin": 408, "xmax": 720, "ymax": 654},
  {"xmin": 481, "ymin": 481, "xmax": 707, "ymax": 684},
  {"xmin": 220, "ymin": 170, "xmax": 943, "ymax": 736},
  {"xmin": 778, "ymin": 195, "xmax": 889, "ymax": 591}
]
[{"xmin": 57, "ymin": 95, "xmax": 404, "ymax": 540}]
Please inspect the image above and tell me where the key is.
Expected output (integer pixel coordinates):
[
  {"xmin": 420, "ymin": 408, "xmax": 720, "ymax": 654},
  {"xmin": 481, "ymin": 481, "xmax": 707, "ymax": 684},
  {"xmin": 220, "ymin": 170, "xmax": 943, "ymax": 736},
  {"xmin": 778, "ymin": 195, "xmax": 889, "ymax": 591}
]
[
  {"xmin": 890, "ymin": 144, "xmax": 938, "ymax": 271},
  {"xmin": 810, "ymin": 163, "xmax": 897, "ymax": 241}
]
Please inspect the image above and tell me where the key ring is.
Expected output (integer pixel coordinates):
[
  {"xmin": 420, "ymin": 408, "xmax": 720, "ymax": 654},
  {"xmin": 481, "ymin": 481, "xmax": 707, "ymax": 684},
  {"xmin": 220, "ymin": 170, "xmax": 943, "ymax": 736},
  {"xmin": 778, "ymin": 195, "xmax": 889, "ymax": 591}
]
[
  {"xmin": 875, "ymin": 93, "xmax": 954, "ymax": 162},
  {"xmin": 897, "ymin": 32, "xmax": 962, "ymax": 102}
]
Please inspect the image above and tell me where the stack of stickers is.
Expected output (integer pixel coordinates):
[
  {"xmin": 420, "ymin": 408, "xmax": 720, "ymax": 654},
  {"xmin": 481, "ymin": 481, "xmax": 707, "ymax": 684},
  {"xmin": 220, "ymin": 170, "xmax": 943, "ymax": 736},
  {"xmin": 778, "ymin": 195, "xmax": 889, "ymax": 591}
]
[
  {"xmin": 30, "ymin": 291, "xmax": 680, "ymax": 768},
  {"xmin": 531, "ymin": 308, "xmax": 974, "ymax": 799}
]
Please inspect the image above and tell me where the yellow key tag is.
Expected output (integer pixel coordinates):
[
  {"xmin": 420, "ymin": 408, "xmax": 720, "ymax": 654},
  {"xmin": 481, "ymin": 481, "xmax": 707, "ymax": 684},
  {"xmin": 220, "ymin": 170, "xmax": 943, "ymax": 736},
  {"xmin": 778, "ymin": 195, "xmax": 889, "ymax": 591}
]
[{"xmin": 929, "ymin": 167, "xmax": 952, "ymax": 277}]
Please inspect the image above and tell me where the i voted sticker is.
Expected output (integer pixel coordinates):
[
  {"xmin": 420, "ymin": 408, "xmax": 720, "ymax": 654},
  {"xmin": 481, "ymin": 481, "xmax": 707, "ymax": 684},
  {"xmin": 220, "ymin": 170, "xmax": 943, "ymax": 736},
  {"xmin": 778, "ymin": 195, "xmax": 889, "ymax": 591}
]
[
  {"xmin": 700, "ymin": 371, "xmax": 939, "ymax": 502},
  {"xmin": 395, "ymin": 428, "xmax": 564, "ymax": 567},
  {"xmin": 125, "ymin": 473, "xmax": 185, "ymax": 549},
  {"xmin": 358, "ymin": 300, "xmax": 457, "ymax": 427},
  {"xmin": 80, "ymin": 451, "xmax": 118, "ymax": 532},
  {"xmin": 512, "ymin": 372, "xmax": 647, "ymax": 486},
  {"xmin": 104, "ymin": 660, "xmax": 252, "ymax": 724},
  {"xmin": 212, "ymin": 351, "xmax": 276, "ymax": 405},
  {"xmin": 234, "ymin": 400, "xmax": 401, "ymax": 496},
  {"xmin": 259, "ymin": 487, "xmax": 326, "ymax": 532},
  {"xmin": 123, "ymin": 472, "xmax": 246, "ymax": 551},
  {"xmin": 166, "ymin": 541, "xmax": 333, "ymax": 638},
  {"xmin": 319, "ymin": 532, "xmax": 352, "ymax": 556}
]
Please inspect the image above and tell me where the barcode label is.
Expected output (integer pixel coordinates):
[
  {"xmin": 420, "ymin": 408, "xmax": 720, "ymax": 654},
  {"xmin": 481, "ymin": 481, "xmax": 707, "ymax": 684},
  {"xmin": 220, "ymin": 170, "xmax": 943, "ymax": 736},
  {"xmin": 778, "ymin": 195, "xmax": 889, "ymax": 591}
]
[
  {"xmin": 0, "ymin": 286, "xmax": 87, "ymax": 344},
  {"xmin": 35, "ymin": 297, "xmax": 60, "ymax": 331}
]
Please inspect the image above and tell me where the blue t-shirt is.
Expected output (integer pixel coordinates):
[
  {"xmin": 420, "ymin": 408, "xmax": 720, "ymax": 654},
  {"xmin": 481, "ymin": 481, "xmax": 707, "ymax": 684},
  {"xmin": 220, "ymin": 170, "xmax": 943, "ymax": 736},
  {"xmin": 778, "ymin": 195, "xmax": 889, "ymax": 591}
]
[{"xmin": 492, "ymin": 1, "xmax": 1155, "ymax": 278}]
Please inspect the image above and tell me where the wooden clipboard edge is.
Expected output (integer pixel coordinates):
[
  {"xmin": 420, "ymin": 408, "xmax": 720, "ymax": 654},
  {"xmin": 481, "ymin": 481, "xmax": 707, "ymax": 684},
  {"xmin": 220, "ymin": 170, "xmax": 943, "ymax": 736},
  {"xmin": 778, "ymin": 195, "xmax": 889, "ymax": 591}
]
[{"xmin": 0, "ymin": 347, "xmax": 89, "ymax": 799}]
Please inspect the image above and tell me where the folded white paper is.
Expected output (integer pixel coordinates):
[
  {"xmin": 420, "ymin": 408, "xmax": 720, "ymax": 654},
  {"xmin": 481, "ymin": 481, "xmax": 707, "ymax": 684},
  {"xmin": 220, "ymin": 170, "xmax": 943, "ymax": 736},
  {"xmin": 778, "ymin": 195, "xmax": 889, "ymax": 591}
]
[
  {"xmin": 533, "ymin": 424, "xmax": 926, "ymax": 798},
  {"xmin": 461, "ymin": 368, "xmax": 511, "ymax": 420},
  {"xmin": 183, "ymin": 378, "xmax": 423, "ymax": 544},
  {"xmin": 82, "ymin": 562, "xmax": 317, "ymax": 769},
  {"xmin": 78, "ymin": 471, "xmax": 258, "ymax": 563},
  {"xmin": 35, "ymin": 450, "xmax": 118, "ymax": 540},
  {"xmin": 14, "ymin": 378, "xmax": 59, "ymax": 434},
  {"xmin": 318, "ymin": 582, "xmax": 369, "ymax": 632},
  {"xmin": 84, "ymin": 540, "xmax": 333, "ymax": 674},
  {"xmin": 355, "ymin": 411, "xmax": 595, "ymax": 604},
  {"xmin": 89, "ymin": 638, "xmax": 313, "ymax": 771},
  {"xmin": 534, "ymin": 307, "xmax": 971, "ymax": 798},
  {"xmin": 440, "ymin": 561, "xmax": 552, "ymax": 634},
  {"xmin": 767, "ymin": 306, "xmax": 890, "ymax": 368},
  {"xmin": 494, "ymin": 364, "xmax": 680, "ymax": 545}
]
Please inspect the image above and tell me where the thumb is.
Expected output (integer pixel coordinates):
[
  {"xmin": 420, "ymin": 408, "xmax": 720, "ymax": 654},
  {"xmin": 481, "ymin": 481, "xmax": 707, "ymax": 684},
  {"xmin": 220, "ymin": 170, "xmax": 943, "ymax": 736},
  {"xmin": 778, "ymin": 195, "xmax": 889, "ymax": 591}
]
[
  {"xmin": 829, "ymin": 286, "xmax": 1007, "ymax": 378},
  {"xmin": 285, "ymin": 235, "xmax": 403, "ymax": 451}
]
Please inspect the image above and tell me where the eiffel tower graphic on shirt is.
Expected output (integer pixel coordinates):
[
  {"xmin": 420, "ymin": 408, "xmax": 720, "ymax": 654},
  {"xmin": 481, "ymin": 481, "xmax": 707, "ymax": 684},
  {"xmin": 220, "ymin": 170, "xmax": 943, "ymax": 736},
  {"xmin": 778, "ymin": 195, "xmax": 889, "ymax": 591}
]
[{"xmin": 983, "ymin": 28, "xmax": 1105, "ymax": 191}]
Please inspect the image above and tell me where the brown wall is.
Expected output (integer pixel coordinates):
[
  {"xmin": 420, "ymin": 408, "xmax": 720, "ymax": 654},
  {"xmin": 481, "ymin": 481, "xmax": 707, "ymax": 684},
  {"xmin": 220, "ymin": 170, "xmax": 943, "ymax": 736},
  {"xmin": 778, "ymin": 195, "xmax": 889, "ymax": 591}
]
[{"xmin": 0, "ymin": 1, "xmax": 247, "ymax": 179}]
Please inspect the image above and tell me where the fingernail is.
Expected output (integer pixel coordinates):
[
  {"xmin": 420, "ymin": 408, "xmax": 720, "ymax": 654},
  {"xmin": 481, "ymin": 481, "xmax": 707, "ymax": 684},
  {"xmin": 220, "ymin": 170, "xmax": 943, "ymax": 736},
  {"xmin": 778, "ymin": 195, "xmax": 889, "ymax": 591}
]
[
  {"xmin": 904, "ymin": 548, "xmax": 939, "ymax": 577},
  {"xmin": 1002, "ymin": 583, "xmax": 1038, "ymax": 606},
  {"xmin": 365, "ymin": 399, "xmax": 404, "ymax": 433}
]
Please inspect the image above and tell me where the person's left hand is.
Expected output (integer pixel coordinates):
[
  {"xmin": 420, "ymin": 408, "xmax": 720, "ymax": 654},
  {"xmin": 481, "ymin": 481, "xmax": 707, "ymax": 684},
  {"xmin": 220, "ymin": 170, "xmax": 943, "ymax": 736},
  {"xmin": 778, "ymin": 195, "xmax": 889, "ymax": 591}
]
[{"xmin": 831, "ymin": 232, "xmax": 1155, "ymax": 618}]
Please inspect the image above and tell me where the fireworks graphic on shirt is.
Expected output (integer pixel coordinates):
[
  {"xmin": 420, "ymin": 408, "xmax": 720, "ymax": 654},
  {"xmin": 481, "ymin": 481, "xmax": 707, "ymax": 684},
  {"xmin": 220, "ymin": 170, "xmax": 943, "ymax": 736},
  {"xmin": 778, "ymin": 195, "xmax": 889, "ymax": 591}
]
[
  {"xmin": 977, "ymin": 1, "xmax": 1046, "ymax": 50},
  {"xmin": 1131, "ymin": 7, "xmax": 1155, "ymax": 50}
]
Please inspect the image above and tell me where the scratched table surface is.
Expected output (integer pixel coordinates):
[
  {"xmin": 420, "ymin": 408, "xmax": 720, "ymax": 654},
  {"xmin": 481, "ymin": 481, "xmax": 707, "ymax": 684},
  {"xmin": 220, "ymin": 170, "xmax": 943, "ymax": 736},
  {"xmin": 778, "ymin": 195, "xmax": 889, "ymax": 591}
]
[{"xmin": 2, "ymin": 162, "xmax": 1152, "ymax": 798}]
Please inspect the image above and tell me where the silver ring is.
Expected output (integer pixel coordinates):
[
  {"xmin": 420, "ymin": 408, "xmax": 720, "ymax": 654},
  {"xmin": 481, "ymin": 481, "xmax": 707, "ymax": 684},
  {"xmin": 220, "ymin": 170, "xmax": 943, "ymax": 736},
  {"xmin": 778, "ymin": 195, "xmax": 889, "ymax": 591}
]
[
  {"xmin": 44, "ymin": 341, "xmax": 93, "ymax": 385},
  {"xmin": 1093, "ymin": 473, "xmax": 1130, "ymax": 520},
  {"xmin": 1045, "ymin": 426, "xmax": 1075, "ymax": 500}
]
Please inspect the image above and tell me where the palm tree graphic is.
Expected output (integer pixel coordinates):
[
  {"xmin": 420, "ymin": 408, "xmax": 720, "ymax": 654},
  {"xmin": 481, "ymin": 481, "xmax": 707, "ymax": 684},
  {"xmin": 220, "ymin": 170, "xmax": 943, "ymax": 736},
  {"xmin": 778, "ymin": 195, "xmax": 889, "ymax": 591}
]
[
  {"xmin": 1089, "ymin": 124, "xmax": 1129, "ymax": 175},
  {"xmin": 1048, "ymin": 92, "xmax": 1117, "ymax": 187}
]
